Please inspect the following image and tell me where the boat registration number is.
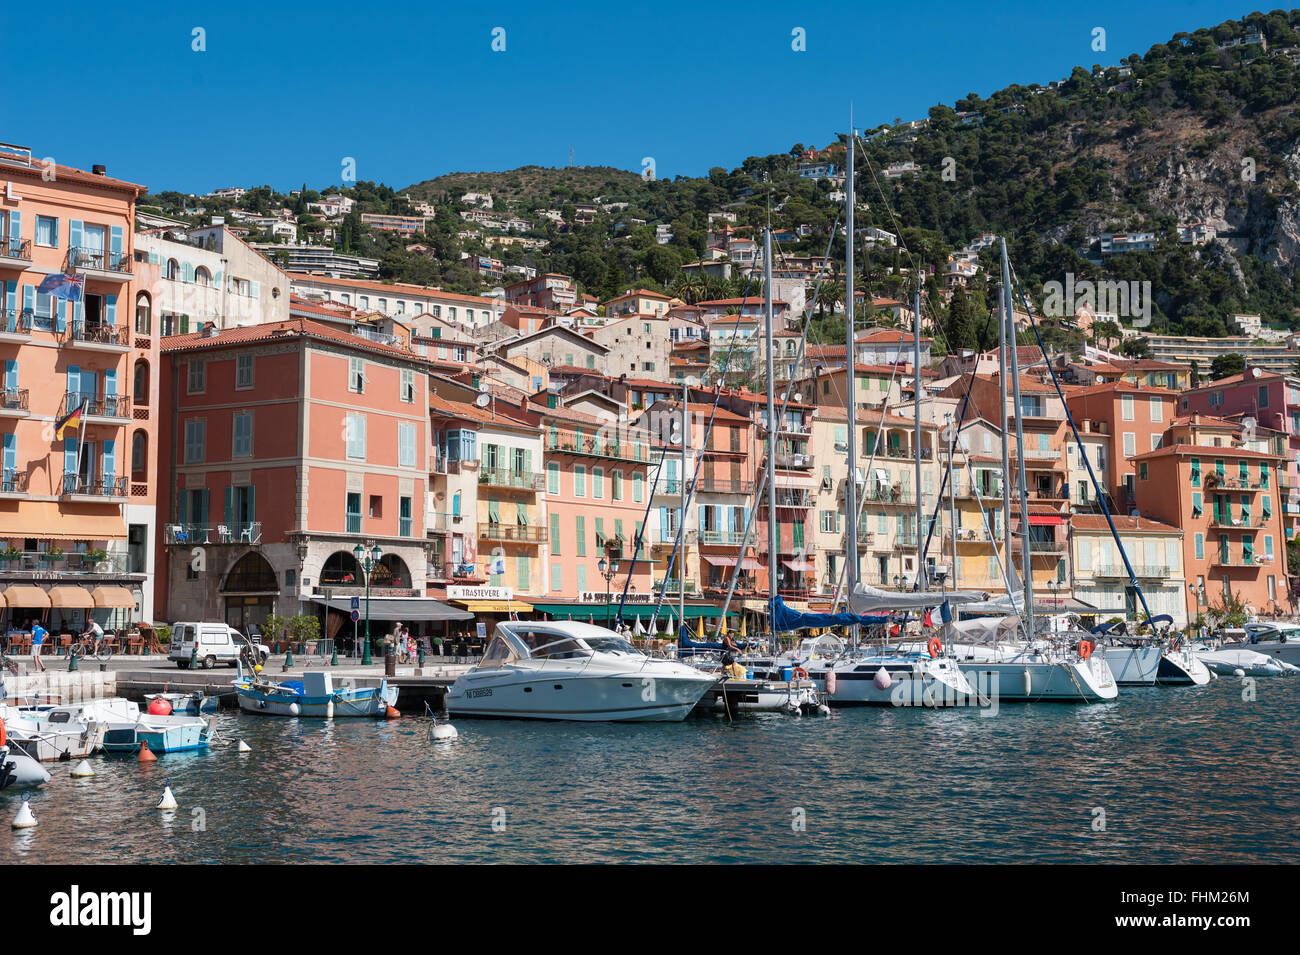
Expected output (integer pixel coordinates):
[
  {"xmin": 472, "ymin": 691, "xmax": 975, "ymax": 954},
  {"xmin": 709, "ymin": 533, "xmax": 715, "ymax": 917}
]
[{"xmin": 465, "ymin": 688, "xmax": 494, "ymax": 699}]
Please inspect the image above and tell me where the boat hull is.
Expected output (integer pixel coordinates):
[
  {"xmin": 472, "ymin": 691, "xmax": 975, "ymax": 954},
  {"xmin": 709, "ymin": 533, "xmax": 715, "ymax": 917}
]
[
  {"xmin": 0, "ymin": 745, "xmax": 50, "ymax": 788},
  {"xmin": 102, "ymin": 716, "xmax": 215, "ymax": 754},
  {"xmin": 1156, "ymin": 649, "xmax": 1211, "ymax": 685},
  {"xmin": 807, "ymin": 657, "xmax": 975, "ymax": 706},
  {"xmin": 447, "ymin": 673, "xmax": 713, "ymax": 721},
  {"xmin": 1219, "ymin": 640, "xmax": 1300, "ymax": 667},
  {"xmin": 956, "ymin": 658, "xmax": 1118, "ymax": 703},
  {"xmin": 1193, "ymin": 646, "xmax": 1299, "ymax": 676},
  {"xmin": 1099, "ymin": 645, "xmax": 1162, "ymax": 685},
  {"xmin": 696, "ymin": 679, "xmax": 820, "ymax": 713},
  {"xmin": 7, "ymin": 723, "xmax": 106, "ymax": 761}
]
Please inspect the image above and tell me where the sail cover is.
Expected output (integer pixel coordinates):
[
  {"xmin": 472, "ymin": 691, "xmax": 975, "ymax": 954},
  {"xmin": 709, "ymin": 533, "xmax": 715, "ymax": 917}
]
[
  {"xmin": 846, "ymin": 582, "xmax": 989, "ymax": 615},
  {"xmin": 770, "ymin": 596, "xmax": 891, "ymax": 633},
  {"xmin": 943, "ymin": 615, "xmax": 1023, "ymax": 645}
]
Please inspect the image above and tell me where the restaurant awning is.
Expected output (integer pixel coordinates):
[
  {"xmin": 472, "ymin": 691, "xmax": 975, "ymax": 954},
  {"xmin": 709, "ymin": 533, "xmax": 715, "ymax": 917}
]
[
  {"xmin": 530, "ymin": 603, "xmax": 736, "ymax": 621},
  {"xmin": 1027, "ymin": 515, "xmax": 1065, "ymax": 525},
  {"xmin": 455, "ymin": 600, "xmax": 534, "ymax": 614},
  {"xmin": 4, "ymin": 585, "xmax": 49, "ymax": 608},
  {"xmin": 48, "ymin": 586, "xmax": 95, "ymax": 608},
  {"xmin": 1, "ymin": 501, "xmax": 127, "ymax": 540},
  {"xmin": 783, "ymin": 559, "xmax": 816, "ymax": 572},
  {"xmin": 314, "ymin": 597, "xmax": 472, "ymax": 622},
  {"xmin": 92, "ymin": 586, "xmax": 138, "ymax": 608}
]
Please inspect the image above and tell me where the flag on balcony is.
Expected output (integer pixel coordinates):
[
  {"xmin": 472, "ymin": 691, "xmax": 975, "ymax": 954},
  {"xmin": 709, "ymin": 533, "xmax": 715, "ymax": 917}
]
[
  {"xmin": 54, "ymin": 400, "xmax": 86, "ymax": 439},
  {"xmin": 37, "ymin": 272, "xmax": 85, "ymax": 302}
]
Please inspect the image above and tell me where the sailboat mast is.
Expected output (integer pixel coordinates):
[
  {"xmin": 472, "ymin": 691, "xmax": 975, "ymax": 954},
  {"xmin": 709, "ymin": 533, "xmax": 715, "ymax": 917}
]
[
  {"xmin": 947, "ymin": 414, "xmax": 958, "ymax": 588},
  {"xmin": 680, "ymin": 380, "xmax": 687, "ymax": 633},
  {"xmin": 913, "ymin": 280, "xmax": 924, "ymax": 589},
  {"xmin": 997, "ymin": 281, "xmax": 1013, "ymax": 577},
  {"xmin": 844, "ymin": 121, "xmax": 859, "ymax": 594},
  {"xmin": 764, "ymin": 226, "xmax": 778, "ymax": 637},
  {"xmin": 1001, "ymin": 238, "xmax": 1037, "ymax": 637}
]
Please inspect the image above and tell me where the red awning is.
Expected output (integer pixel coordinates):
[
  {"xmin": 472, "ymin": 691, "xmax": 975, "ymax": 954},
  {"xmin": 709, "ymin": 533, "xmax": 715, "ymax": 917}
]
[
  {"xmin": 1027, "ymin": 515, "xmax": 1065, "ymax": 526},
  {"xmin": 701, "ymin": 555, "xmax": 762, "ymax": 570},
  {"xmin": 782, "ymin": 559, "xmax": 816, "ymax": 572}
]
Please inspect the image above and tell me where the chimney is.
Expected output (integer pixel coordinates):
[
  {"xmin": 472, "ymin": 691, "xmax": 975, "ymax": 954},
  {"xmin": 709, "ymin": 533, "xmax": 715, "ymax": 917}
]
[{"xmin": 92, "ymin": 164, "xmax": 106, "ymax": 176}]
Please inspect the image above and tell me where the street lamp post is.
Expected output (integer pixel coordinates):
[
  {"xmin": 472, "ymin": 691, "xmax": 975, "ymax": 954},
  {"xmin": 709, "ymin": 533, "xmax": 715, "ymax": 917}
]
[
  {"xmin": 598, "ymin": 555, "xmax": 620, "ymax": 630},
  {"xmin": 353, "ymin": 541, "xmax": 383, "ymax": 666}
]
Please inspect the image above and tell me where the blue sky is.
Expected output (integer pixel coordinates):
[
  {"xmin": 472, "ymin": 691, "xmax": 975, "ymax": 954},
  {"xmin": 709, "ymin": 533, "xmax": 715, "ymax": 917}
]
[{"xmin": 0, "ymin": 1, "xmax": 1266, "ymax": 195}]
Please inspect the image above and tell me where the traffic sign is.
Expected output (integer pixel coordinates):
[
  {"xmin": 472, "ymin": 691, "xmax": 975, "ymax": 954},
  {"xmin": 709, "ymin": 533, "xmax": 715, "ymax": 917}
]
[
  {"xmin": 350, "ymin": 596, "xmax": 360, "ymax": 611},
  {"xmin": 350, "ymin": 610, "xmax": 360, "ymax": 622}
]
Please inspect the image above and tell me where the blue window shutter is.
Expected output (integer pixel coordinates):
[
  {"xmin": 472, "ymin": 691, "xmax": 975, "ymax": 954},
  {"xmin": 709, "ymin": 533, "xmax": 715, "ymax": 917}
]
[
  {"xmin": 3, "ymin": 281, "xmax": 14, "ymax": 331},
  {"xmin": 109, "ymin": 225, "xmax": 123, "ymax": 256},
  {"xmin": 182, "ymin": 262, "xmax": 194, "ymax": 283},
  {"xmin": 178, "ymin": 492, "xmax": 189, "ymax": 525},
  {"xmin": 248, "ymin": 484, "xmax": 256, "ymax": 523},
  {"xmin": 64, "ymin": 435, "xmax": 77, "ymax": 476},
  {"xmin": 105, "ymin": 294, "xmax": 117, "ymax": 326},
  {"xmin": 22, "ymin": 284, "xmax": 34, "ymax": 317},
  {"xmin": 8, "ymin": 211, "xmax": 18, "ymax": 242},
  {"xmin": 659, "ymin": 507, "xmax": 667, "ymax": 535},
  {"xmin": 69, "ymin": 219, "xmax": 83, "ymax": 251},
  {"xmin": 223, "ymin": 486, "xmax": 233, "ymax": 527},
  {"xmin": 102, "ymin": 439, "xmax": 115, "ymax": 481},
  {"xmin": 2, "ymin": 433, "xmax": 15, "ymax": 474},
  {"xmin": 55, "ymin": 298, "xmax": 66, "ymax": 333},
  {"xmin": 67, "ymin": 365, "xmax": 80, "ymax": 399},
  {"xmin": 104, "ymin": 369, "xmax": 116, "ymax": 395},
  {"xmin": 51, "ymin": 218, "xmax": 58, "ymax": 247},
  {"xmin": 5, "ymin": 360, "xmax": 17, "ymax": 391}
]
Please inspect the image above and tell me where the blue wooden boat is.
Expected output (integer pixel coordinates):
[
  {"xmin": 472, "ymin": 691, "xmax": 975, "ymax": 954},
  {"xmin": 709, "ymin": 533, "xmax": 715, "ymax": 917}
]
[
  {"xmin": 102, "ymin": 715, "xmax": 216, "ymax": 754},
  {"xmin": 233, "ymin": 671, "xmax": 397, "ymax": 718},
  {"xmin": 147, "ymin": 691, "xmax": 220, "ymax": 714}
]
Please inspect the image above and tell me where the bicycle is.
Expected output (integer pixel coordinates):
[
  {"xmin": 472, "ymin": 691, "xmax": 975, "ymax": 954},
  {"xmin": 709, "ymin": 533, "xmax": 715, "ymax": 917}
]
[{"xmin": 67, "ymin": 634, "xmax": 113, "ymax": 665}]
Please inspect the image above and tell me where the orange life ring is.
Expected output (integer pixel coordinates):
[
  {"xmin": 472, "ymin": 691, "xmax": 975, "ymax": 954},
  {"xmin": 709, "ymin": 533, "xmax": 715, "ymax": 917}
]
[
  {"xmin": 889, "ymin": 623, "xmax": 901, "ymax": 638},
  {"xmin": 0, "ymin": 716, "xmax": 6, "ymax": 748},
  {"xmin": 1077, "ymin": 639, "xmax": 1093, "ymax": 660},
  {"xmin": 792, "ymin": 666, "xmax": 809, "ymax": 680},
  {"xmin": 927, "ymin": 636, "xmax": 942, "ymax": 659}
]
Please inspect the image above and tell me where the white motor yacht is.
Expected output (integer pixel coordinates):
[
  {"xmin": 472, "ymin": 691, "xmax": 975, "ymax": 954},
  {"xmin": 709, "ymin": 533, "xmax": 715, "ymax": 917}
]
[
  {"xmin": 445, "ymin": 621, "xmax": 718, "ymax": 721},
  {"xmin": 1191, "ymin": 643, "xmax": 1300, "ymax": 677},
  {"xmin": 1219, "ymin": 622, "xmax": 1300, "ymax": 667}
]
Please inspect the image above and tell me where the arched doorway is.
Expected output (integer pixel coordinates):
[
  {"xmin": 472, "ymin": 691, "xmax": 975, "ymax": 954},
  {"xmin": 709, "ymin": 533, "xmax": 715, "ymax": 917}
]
[
  {"xmin": 376, "ymin": 554, "xmax": 411, "ymax": 588},
  {"xmin": 220, "ymin": 551, "xmax": 279, "ymax": 635}
]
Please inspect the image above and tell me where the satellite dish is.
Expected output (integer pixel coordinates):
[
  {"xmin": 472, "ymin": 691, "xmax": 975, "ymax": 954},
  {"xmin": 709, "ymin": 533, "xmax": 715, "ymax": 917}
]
[
  {"xmin": 474, "ymin": 393, "xmax": 491, "ymax": 408},
  {"xmin": 793, "ymin": 392, "xmax": 803, "ymax": 403},
  {"xmin": 1250, "ymin": 367, "xmax": 1262, "ymax": 378}
]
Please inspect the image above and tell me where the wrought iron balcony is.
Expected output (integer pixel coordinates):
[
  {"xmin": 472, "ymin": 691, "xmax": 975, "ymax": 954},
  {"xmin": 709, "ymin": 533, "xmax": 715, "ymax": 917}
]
[
  {"xmin": 60, "ymin": 391, "xmax": 131, "ymax": 419},
  {"xmin": 477, "ymin": 521, "xmax": 545, "ymax": 543},
  {"xmin": 0, "ymin": 469, "xmax": 29, "ymax": 494},
  {"xmin": 0, "ymin": 388, "xmax": 29, "ymax": 413},
  {"xmin": 0, "ymin": 235, "xmax": 32, "ymax": 264},
  {"xmin": 478, "ymin": 468, "xmax": 543, "ymax": 490},
  {"xmin": 65, "ymin": 319, "xmax": 130, "ymax": 349},
  {"xmin": 0, "ymin": 549, "xmax": 133, "ymax": 576},
  {"xmin": 0, "ymin": 308, "xmax": 31, "ymax": 337},
  {"xmin": 163, "ymin": 522, "xmax": 263, "ymax": 545},
  {"xmin": 66, "ymin": 246, "xmax": 132, "ymax": 278},
  {"xmin": 61, "ymin": 474, "xmax": 128, "ymax": 498},
  {"xmin": 1093, "ymin": 565, "xmax": 1171, "ymax": 578}
]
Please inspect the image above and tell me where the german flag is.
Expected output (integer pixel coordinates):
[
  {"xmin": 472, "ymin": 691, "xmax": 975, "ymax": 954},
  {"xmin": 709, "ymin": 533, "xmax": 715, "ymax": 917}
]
[{"xmin": 54, "ymin": 401, "xmax": 85, "ymax": 440}]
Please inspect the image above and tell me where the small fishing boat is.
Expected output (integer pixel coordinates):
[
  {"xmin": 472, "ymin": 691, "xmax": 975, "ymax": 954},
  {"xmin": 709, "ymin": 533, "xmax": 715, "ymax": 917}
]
[
  {"xmin": 102, "ymin": 715, "xmax": 217, "ymax": 754},
  {"xmin": 0, "ymin": 704, "xmax": 108, "ymax": 761},
  {"xmin": 0, "ymin": 744, "xmax": 50, "ymax": 789},
  {"xmin": 234, "ymin": 671, "xmax": 397, "ymax": 717}
]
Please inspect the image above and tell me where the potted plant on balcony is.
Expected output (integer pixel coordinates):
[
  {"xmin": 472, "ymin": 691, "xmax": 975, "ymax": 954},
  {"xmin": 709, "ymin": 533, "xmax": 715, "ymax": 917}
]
[
  {"xmin": 0, "ymin": 545, "xmax": 19, "ymax": 570},
  {"xmin": 40, "ymin": 547, "xmax": 65, "ymax": 568},
  {"xmin": 82, "ymin": 548, "xmax": 108, "ymax": 572}
]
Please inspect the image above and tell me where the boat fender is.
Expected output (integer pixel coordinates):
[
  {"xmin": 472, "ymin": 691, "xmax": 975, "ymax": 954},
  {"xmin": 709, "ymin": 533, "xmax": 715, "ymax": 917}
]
[
  {"xmin": 1077, "ymin": 640, "xmax": 1093, "ymax": 660},
  {"xmin": 288, "ymin": 702, "xmax": 300, "ymax": 717},
  {"xmin": 0, "ymin": 717, "xmax": 5, "ymax": 748},
  {"xmin": 147, "ymin": 698, "xmax": 172, "ymax": 716},
  {"xmin": 1022, "ymin": 667, "xmax": 1032, "ymax": 698},
  {"xmin": 385, "ymin": 705, "xmax": 400, "ymax": 719},
  {"xmin": 873, "ymin": 667, "xmax": 892, "ymax": 690},
  {"xmin": 926, "ymin": 637, "xmax": 942, "ymax": 659},
  {"xmin": 824, "ymin": 669, "xmax": 838, "ymax": 696}
]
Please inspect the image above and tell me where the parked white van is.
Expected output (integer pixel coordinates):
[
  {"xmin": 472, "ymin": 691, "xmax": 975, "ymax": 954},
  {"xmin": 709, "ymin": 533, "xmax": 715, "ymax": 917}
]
[{"xmin": 168, "ymin": 623, "xmax": 270, "ymax": 669}]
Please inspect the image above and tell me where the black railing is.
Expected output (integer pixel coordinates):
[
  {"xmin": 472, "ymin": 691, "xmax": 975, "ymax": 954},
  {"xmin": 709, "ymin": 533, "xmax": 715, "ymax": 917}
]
[
  {"xmin": 67, "ymin": 319, "xmax": 130, "ymax": 347},
  {"xmin": 60, "ymin": 391, "xmax": 131, "ymax": 418},
  {"xmin": 0, "ymin": 309, "xmax": 31, "ymax": 335},
  {"xmin": 0, "ymin": 388, "xmax": 28, "ymax": 412},
  {"xmin": 0, "ymin": 236, "xmax": 31, "ymax": 260},
  {"xmin": 61, "ymin": 474, "xmax": 128, "ymax": 497},
  {"xmin": 0, "ymin": 470, "xmax": 28, "ymax": 493},
  {"xmin": 67, "ymin": 247, "xmax": 131, "ymax": 274}
]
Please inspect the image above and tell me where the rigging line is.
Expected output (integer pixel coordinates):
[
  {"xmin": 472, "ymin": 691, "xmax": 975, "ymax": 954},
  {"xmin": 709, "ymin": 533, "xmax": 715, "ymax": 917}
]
[
  {"xmin": 1006, "ymin": 260, "xmax": 1157, "ymax": 626},
  {"xmin": 613, "ymin": 261, "xmax": 766, "ymax": 628},
  {"xmin": 709, "ymin": 204, "xmax": 846, "ymax": 635}
]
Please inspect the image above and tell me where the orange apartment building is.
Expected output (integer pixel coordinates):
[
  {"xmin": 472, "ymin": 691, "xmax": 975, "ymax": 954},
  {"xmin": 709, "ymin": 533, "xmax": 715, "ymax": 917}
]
[
  {"xmin": 0, "ymin": 145, "xmax": 153, "ymax": 630},
  {"xmin": 157, "ymin": 319, "xmax": 436, "ymax": 644},
  {"xmin": 1065, "ymin": 381, "xmax": 1179, "ymax": 510},
  {"xmin": 1133, "ymin": 415, "xmax": 1291, "ymax": 621}
]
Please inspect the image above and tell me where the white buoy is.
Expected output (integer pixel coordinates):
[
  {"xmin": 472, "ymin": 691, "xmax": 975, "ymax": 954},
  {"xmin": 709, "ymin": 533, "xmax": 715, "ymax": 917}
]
[
  {"xmin": 288, "ymin": 702, "xmax": 300, "ymax": 716},
  {"xmin": 873, "ymin": 666, "xmax": 892, "ymax": 690},
  {"xmin": 156, "ymin": 781, "xmax": 178, "ymax": 811},
  {"xmin": 429, "ymin": 721, "xmax": 459, "ymax": 742},
  {"xmin": 70, "ymin": 759, "xmax": 95, "ymax": 778},
  {"xmin": 12, "ymin": 793, "xmax": 36, "ymax": 829},
  {"xmin": 237, "ymin": 739, "xmax": 252, "ymax": 753}
]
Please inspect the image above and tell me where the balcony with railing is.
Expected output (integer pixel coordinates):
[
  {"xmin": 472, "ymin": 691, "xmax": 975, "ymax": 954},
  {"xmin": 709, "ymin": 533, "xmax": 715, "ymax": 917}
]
[
  {"xmin": 59, "ymin": 391, "xmax": 131, "ymax": 421},
  {"xmin": 429, "ymin": 560, "xmax": 486, "ymax": 582},
  {"xmin": 0, "ymin": 549, "xmax": 136, "ymax": 577},
  {"xmin": 0, "ymin": 469, "xmax": 29, "ymax": 497},
  {"xmin": 163, "ymin": 522, "xmax": 262, "ymax": 545},
  {"xmin": 0, "ymin": 234, "xmax": 32, "ymax": 268},
  {"xmin": 1093, "ymin": 565, "xmax": 1171, "ymax": 578},
  {"xmin": 849, "ymin": 484, "xmax": 917, "ymax": 506},
  {"xmin": 548, "ymin": 435, "xmax": 649, "ymax": 464},
  {"xmin": 60, "ymin": 474, "xmax": 128, "ymax": 500},
  {"xmin": 1211, "ymin": 550, "xmax": 1269, "ymax": 568},
  {"xmin": 1204, "ymin": 473, "xmax": 1264, "ymax": 492},
  {"xmin": 699, "ymin": 529, "xmax": 749, "ymax": 546},
  {"xmin": 477, "ymin": 521, "xmax": 546, "ymax": 543},
  {"xmin": 695, "ymin": 477, "xmax": 754, "ymax": 495},
  {"xmin": 64, "ymin": 319, "xmax": 130, "ymax": 351},
  {"xmin": 763, "ymin": 453, "xmax": 815, "ymax": 471},
  {"xmin": 0, "ymin": 388, "xmax": 29, "ymax": 416},
  {"xmin": 1207, "ymin": 513, "xmax": 1270, "ymax": 529},
  {"xmin": 66, "ymin": 246, "xmax": 132, "ymax": 280},
  {"xmin": 478, "ymin": 468, "xmax": 543, "ymax": 491},
  {"xmin": 427, "ymin": 511, "xmax": 467, "ymax": 534},
  {"xmin": 0, "ymin": 308, "xmax": 31, "ymax": 341},
  {"xmin": 762, "ymin": 489, "xmax": 814, "ymax": 508}
]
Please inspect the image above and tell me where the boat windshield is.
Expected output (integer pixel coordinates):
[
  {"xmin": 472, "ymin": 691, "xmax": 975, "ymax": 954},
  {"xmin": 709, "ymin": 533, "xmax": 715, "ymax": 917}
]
[
  {"xmin": 582, "ymin": 636, "xmax": 639, "ymax": 655},
  {"xmin": 477, "ymin": 635, "xmax": 522, "ymax": 669}
]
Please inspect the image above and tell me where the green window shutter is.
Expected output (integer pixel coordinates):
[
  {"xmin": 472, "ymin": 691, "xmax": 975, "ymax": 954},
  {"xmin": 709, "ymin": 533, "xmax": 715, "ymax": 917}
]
[
  {"xmin": 575, "ymin": 516, "xmax": 586, "ymax": 556},
  {"xmin": 550, "ymin": 514, "xmax": 560, "ymax": 553},
  {"xmin": 488, "ymin": 499, "xmax": 500, "ymax": 523}
]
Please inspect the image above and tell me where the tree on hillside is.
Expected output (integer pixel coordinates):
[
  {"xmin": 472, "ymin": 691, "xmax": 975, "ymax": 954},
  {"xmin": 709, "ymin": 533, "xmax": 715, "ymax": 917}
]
[
  {"xmin": 1209, "ymin": 353, "xmax": 1245, "ymax": 380},
  {"xmin": 944, "ymin": 286, "xmax": 980, "ymax": 354}
]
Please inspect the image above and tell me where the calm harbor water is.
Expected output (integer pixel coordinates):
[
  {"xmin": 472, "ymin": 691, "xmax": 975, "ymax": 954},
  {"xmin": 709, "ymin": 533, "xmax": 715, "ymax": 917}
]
[{"xmin": 4, "ymin": 678, "xmax": 1298, "ymax": 864}]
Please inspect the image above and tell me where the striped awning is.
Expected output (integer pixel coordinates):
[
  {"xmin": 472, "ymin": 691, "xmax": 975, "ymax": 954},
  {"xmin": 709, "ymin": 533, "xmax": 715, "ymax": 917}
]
[{"xmin": 48, "ymin": 586, "xmax": 95, "ymax": 608}]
